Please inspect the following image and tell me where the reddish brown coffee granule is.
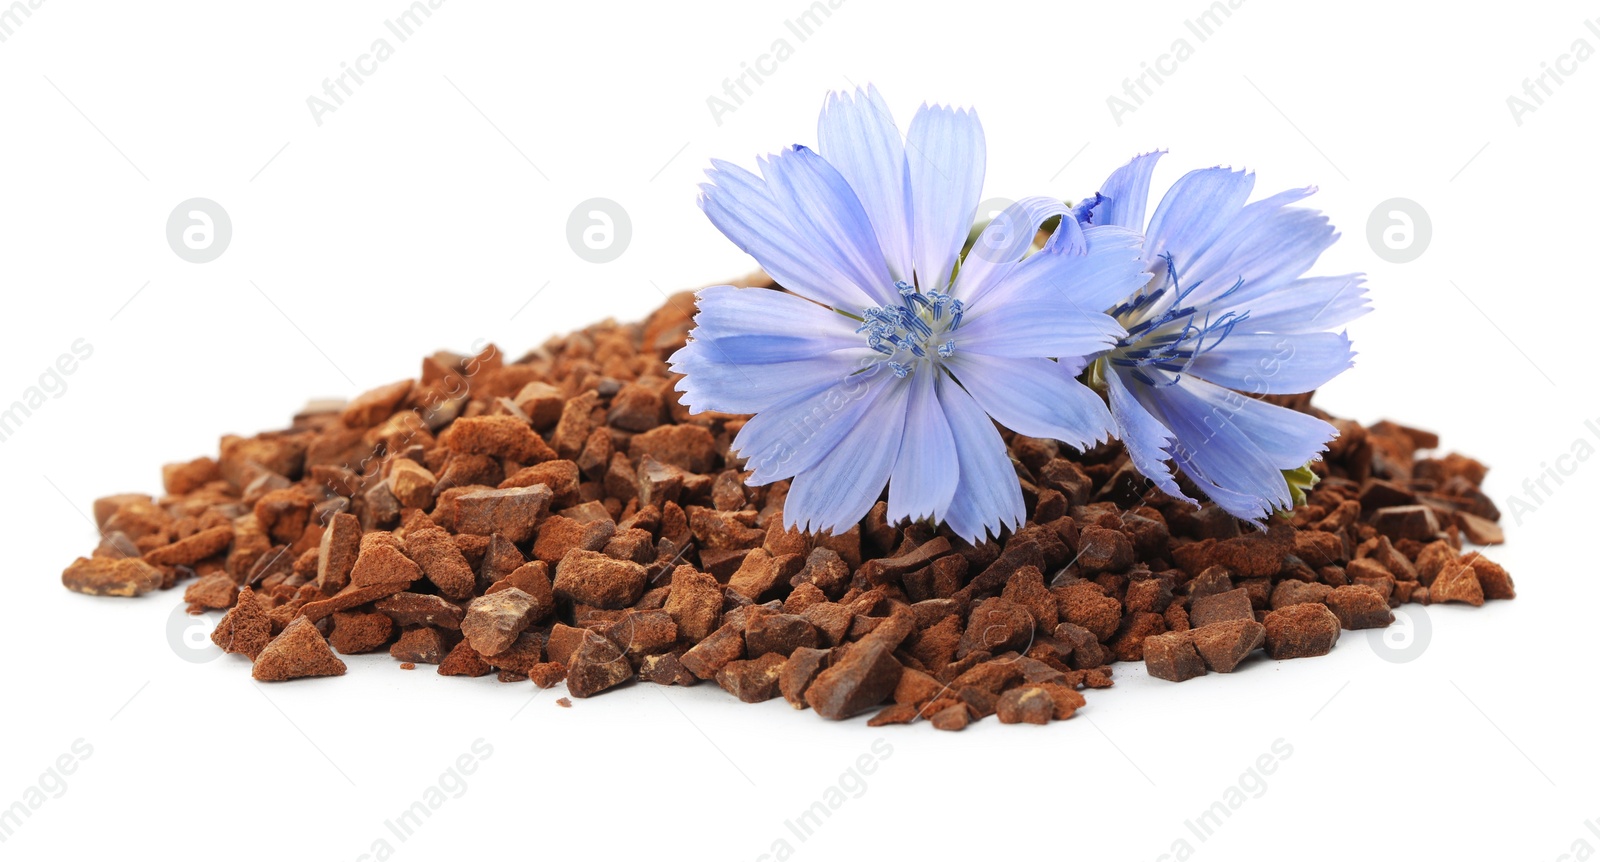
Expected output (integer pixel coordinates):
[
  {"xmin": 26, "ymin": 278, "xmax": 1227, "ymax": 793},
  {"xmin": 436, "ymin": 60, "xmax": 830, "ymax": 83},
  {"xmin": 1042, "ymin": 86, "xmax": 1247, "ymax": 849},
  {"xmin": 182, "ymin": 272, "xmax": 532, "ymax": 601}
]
[
  {"xmin": 57, "ymin": 283, "xmax": 1517, "ymax": 729},
  {"xmin": 252, "ymin": 617, "xmax": 347, "ymax": 681}
]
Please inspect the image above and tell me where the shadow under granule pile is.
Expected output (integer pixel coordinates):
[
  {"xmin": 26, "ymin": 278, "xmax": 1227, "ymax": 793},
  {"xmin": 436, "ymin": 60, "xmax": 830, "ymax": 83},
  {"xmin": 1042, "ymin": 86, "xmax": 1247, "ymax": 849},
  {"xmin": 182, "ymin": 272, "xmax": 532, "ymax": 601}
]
[{"xmin": 60, "ymin": 281, "xmax": 1514, "ymax": 729}]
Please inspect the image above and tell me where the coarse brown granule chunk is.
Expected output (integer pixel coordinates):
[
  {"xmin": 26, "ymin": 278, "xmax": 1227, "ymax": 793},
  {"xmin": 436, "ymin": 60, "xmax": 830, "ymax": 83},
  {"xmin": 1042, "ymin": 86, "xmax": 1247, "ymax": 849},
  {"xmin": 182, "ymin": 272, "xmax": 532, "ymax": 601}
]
[
  {"xmin": 403, "ymin": 522, "xmax": 477, "ymax": 601},
  {"xmin": 1189, "ymin": 619, "xmax": 1267, "ymax": 673},
  {"xmin": 744, "ymin": 613, "xmax": 819, "ymax": 658},
  {"xmin": 163, "ymin": 457, "xmax": 221, "ymax": 496},
  {"xmin": 315, "ymin": 512, "xmax": 361, "ymax": 594},
  {"xmin": 1430, "ymin": 560, "xmax": 1485, "ymax": 606},
  {"xmin": 996, "ymin": 687, "xmax": 1055, "ymax": 725},
  {"xmin": 390, "ymin": 628, "xmax": 453, "ymax": 664},
  {"xmin": 552, "ymin": 549, "xmax": 647, "ymax": 609},
  {"xmin": 349, "ymin": 533, "xmax": 421, "ymax": 587},
  {"xmin": 640, "ymin": 652, "xmax": 698, "ymax": 687},
  {"xmin": 340, "ymin": 379, "xmax": 413, "ymax": 428},
  {"xmin": 443, "ymin": 415, "xmax": 557, "ymax": 463},
  {"xmin": 1325, "ymin": 585, "xmax": 1394, "ymax": 629},
  {"xmin": 1465, "ymin": 554, "xmax": 1515, "ymax": 600},
  {"xmin": 716, "ymin": 653, "xmax": 787, "ymax": 703},
  {"xmin": 328, "ymin": 611, "xmax": 395, "ymax": 654},
  {"xmin": 565, "ymin": 631, "xmax": 632, "ymax": 698},
  {"xmin": 438, "ymin": 639, "xmax": 492, "ymax": 677},
  {"xmin": 211, "ymin": 586, "xmax": 272, "ymax": 658},
  {"xmin": 375, "ymin": 593, "xmax": 465, "ymax": 630},
  {"xmin": 805, "ymin": 640, "xmax": 903, "ymax": 720},
  {"xmin": 628, "ymin": 424, "xmax": 717, "ymax": 473},
  {"xmin": 460, "ymin": 589, "xmax": 538, "ymax": 655},
  {"xmin": 144, "ymin": 525, "xmax": 233, "ymax": 567},
  {"xmin": 680, "ymin": 623, "xmax": 745, "ymax": 680},
  {"xmin": 1263, "ymin": 604, "xmax": 1341, "ymax": 659},
  {"xmin": 184, "ymin": 572, "xmax": 238, "ymax": 611},
  {"xmin": 62, "ymin": 556, "xmax": 164, "ymax": 597},
  {"xmin": 485, "ymin": 632, "xmax": 544, "ymax": 675},
  {"xmin": 528, "ymin": 662, "xmax": 568, "ymax": 688},
  {"xmin": 1143, "ymin": 631, "xmax": 1206, "ymax": 682},
  {"xmin": 454, "ymin": 485, "xmax": 552, "ymax": 544},
  {"xmin": 252, "ymin": 617, "xmax": 347, "ymax": 681},
  {"xmin": 1189, "ymin": 588, "xmax": 1254, "ymax": 628},
  {"xmin": 388, "ymin": 459, "xmax": 437, "ymax": 510}
]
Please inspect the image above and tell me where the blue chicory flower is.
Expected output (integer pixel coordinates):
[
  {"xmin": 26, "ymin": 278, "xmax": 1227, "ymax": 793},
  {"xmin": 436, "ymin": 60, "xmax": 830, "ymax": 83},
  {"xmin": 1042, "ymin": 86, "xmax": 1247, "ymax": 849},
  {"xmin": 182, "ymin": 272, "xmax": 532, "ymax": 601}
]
[
  {"xmin": 1075, "ymin": 151, "xmax": 1371, "ymax": 522},
  {"xmin": 670, "ymin": 86, "xmax": 1149, "ymax": 543}
]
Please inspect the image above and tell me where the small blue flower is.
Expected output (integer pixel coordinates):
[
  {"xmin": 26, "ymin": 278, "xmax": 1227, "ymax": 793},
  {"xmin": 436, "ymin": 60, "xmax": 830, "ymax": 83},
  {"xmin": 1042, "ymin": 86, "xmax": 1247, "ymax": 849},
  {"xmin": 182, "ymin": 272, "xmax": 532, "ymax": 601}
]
[
  {"xmin": 671, "ymin": 86, "xmax": 1149, "ymax": 542},
  {"xmin": 1076, "ymin": 151, "xmax": 1371, "ymax": 523}
]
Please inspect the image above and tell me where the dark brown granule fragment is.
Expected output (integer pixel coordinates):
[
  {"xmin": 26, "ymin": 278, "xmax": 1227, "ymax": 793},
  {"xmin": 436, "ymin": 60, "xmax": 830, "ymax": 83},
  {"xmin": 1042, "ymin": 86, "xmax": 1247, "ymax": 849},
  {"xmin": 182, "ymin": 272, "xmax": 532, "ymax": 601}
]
[
  {"xmin": 528, "ymin": 662, "xmax": 568, "ymax": 688},
  {"xmin": 253, "ymin": 617, "xmax": 347, "ymax": 681},
  {"xmin": 390, "ymin": 628, "xmax": 453, "ymax": 664},
  {"xmin": 556, "ymin": 697, "xmax": 572, "ymax": 708},
  {"xmin": 211, "ymin": 586, "xmax": 272, "ymax": 658},
  {"xmin": 184, "ymin": 572, "xmax": 238, "ymax": 612},
  {"xmin": 399, "ymin": 662, "xmax": 416, "ymax": 670},
  {"xmin": 996, "ymin": 687, "xmax": 1056, "ymax": 725},
  {"xmin": 805, "ymin": 641, "xmax": 903, "ymax": 720},
  {"xmin": 1143, "ymin": 631, "xmax": 1206, "ymax": 682},
  {"xmin": 716, "ymin": 653, "xmax": 787, "ymax": 703},
  {"xmin": 552, "ymin": 549, "xmax": 648, "ymax": 609},
  {"xmin": 62, "ymin": 556, "xmax": 165, "ymax": 597},
  {"xmin": 1263, "ymin": 604, "xmax": 1341, "ymax": 659},
  {"xmin": 565, "ymin": 631, "xmax": 632, "ymax": 698},
  {"xmin": 460, "ymin": 589, "xmax": 537, "ymax": 655},
  {"xmin": 1430, "ymin": 560, "xmax": 1485, "ymax": 606},
  {"xmin": 1325, "ymin": 585, "xmax": 1394, "ymax": 629},
  {"xmin": 438, "ymin": 640, "xmax": 492, "ymax": 677},
  {"xmin": 1189, "ymin": 619, "xmax": 1267, "ymax": 673},
  {"xmin": 328, "ymin": 611, "xmax": 395, "ymax": 654}
]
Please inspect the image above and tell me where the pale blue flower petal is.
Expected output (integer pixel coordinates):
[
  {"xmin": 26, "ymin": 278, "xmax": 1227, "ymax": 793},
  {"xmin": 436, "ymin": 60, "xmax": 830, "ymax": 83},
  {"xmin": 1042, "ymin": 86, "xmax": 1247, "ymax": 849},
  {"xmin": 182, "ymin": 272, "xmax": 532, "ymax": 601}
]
[
  {"xmin": 887, "ymin": 369, "xmax": 958, "ymax": 524},
  {"xmin": 1185, "ymin": 331, "xmax": 1355, "ymax": 395},
  {"xmin": 960, "ymin": 224, "xmax": 1148, "ymax": 321},
  {"xmin": 906, "ymin": 103, "xmax": 985, "ymax": 290},
  {"xmin": 1083, "ymin": 150, "xmax": 1164, "ymax": 230},
  {"xmin": 955, "ymin": 196, "xmax": 1076, "ymax": 307},
  {"xmin": 937, "ymin": 373, "xmax": 1024, "ymax": 543},
  {"xmin": 1143, "ymin": 167, "xmax": 1255, "ymax": 268},
  {"xmin": 760, "ymin": 145, "xmax": 897, "ymax": 307},
  {"xmin": 1103, "ymin": 370, "xmax": 1192, "ymax": 503},
  {"xmin": 954, "ymin": 296, "xmax": 1125, "ymax": 359},
  {"xmin": 700, "ymin": 159, "xmax": 876, "ymax": 311},
  {"xmin": 671, "ymin": 340, "xmax": 871, "ymax": 416},
  {"xmin": 783, "ymin": 378, "xmax": 910, "ymax": 534},
  {"xmin": 685, "ymin": 284, "xmax": 863, "ymax": 363},
  {"xmin": 946, "ymin": 353, "xmax": 1115, "ymax": 449},
  {"xmin": 817, "ymin": 85, "xmax": 915, "ymax": 284},
  {"xmin": 1132, "ymin": 374, "xmax": 1335, "ymax": 520},
  {"xmin": 732, "ymin": 366, "xmax": 895, "ymax": 485},
  {"xmin": 1238, "ymin": 274, "xmax": 1370, "ymax": 333}
]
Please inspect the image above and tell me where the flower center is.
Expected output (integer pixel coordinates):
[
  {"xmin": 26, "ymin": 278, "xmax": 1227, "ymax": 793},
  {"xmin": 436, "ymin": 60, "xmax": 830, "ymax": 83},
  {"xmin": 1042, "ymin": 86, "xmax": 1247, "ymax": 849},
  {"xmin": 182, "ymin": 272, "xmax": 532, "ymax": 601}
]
[
  {"xmin": 857, "ymin": 281, "xmax": 963, "ymax": 379},
  {"xmin": 1107, "ymin": 254, "xmax": 1246, "ymax": 387}
]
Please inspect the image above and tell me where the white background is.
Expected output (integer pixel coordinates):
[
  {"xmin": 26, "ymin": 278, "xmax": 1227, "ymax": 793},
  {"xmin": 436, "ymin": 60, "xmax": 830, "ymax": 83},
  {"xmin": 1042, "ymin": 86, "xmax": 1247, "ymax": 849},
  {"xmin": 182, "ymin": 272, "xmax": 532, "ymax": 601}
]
[{"xmin": 1, "ymin": 1, "xmax": 1594, "ymax": 859}]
